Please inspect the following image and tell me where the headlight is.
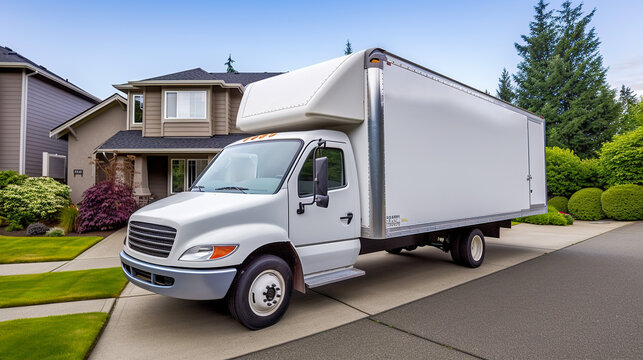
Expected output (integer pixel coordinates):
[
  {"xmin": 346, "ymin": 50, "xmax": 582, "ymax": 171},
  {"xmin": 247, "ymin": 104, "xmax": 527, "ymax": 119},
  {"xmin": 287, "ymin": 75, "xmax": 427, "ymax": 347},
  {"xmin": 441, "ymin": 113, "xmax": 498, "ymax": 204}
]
[{"xmin": 179, "ymin": 245, "xmax": 238, "ymax": 261}]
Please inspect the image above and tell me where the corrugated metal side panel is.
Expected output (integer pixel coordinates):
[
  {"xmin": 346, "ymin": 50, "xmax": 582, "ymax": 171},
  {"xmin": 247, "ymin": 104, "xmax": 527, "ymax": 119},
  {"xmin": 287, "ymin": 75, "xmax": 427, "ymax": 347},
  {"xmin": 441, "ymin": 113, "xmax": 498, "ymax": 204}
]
[
  {"xmin": 144, "ymin": 87, "xmax": 161, "ymax": 136},
  {"xmin": 228, "ymin": 92, "xmax": 242, "ymax": 133},
  {"xmin": 212, "ymin": 88, "xmax": 228, "ymax": 135},
  {"xmin": 162, "ymin": 121, "xmax": 209, "ymax": 137},
  {"xmin": 0, "ymin": 71, "xmax": 22, "ymax": 170},
  {"xmin": 25, "ymin": 76, "xmax": 94, "ymax": 177}
]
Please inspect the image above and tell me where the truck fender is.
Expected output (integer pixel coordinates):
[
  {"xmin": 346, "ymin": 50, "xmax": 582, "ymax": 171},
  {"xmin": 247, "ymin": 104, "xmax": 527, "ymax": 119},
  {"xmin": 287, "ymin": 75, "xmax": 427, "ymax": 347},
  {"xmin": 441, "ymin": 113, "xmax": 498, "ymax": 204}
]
[{"xmin": 240, "ymin": 241, "xmax": 306, "ymax": 294}]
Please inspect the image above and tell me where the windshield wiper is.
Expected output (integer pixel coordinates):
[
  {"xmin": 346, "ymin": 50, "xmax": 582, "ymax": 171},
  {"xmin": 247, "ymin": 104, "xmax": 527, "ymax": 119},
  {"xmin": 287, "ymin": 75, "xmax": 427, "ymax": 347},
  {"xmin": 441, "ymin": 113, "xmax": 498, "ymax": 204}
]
[{"xmin": 215, "ymin": 186, "xmax": 248, "ymax": 194}]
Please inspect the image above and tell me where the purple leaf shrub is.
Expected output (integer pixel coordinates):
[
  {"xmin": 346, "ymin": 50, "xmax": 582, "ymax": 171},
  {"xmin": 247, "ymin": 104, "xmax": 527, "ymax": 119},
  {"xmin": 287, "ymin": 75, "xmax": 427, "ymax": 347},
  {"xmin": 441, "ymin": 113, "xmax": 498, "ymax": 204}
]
[{"xmin": 77, "ymin": 182, "xmax": 137, "ymax": 233}]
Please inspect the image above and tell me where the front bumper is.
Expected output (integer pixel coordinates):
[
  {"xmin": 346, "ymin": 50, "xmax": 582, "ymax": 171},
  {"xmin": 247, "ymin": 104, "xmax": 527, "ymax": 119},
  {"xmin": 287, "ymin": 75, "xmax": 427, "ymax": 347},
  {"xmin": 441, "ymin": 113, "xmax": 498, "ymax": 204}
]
[{"xmin": 120, "ymin": 251, "xmax": 237, "ymax": 300}]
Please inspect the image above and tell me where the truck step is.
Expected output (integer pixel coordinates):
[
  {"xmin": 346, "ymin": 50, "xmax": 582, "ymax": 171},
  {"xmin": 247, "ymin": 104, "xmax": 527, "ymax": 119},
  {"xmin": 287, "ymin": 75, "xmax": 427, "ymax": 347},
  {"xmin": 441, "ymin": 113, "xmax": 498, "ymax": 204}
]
[{"xmin": 304, "ymin": 267, "xmax": 365, "ymax": 288}]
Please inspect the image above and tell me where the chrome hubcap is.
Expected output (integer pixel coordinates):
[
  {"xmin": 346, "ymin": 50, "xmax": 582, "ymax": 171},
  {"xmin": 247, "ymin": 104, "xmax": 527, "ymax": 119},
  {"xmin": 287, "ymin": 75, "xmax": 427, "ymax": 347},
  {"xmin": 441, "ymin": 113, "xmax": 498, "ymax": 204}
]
[
  {"xmin": 248, "ymin": 270, "xmax": 285, "ymax": 316},
  {"xmin": 471, "ymin": 235, "xmax": 483, "ymax": 262}
]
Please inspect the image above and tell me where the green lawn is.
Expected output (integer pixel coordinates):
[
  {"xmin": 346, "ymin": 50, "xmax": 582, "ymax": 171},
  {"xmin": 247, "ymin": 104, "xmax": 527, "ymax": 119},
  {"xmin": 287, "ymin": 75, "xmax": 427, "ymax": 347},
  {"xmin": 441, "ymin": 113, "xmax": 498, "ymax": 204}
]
[
  {"xmin": 0, "ymin": 267, "xmax": 127, "ymax": 308},
  {"xmin": 0, "ymin": 236, "xmax": 103, "ymax": 264},
  {"xmin": 0, "ymin": 312, "xmax": 108, "ymax": 360}
]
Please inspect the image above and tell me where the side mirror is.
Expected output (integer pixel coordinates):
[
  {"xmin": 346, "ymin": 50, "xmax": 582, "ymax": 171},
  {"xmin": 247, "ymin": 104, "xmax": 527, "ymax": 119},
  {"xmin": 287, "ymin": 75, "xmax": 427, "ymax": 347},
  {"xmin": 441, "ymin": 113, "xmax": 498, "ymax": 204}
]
[{"xmin": 314, "ymin": 157, "xmax": 329, "ymax": 208}]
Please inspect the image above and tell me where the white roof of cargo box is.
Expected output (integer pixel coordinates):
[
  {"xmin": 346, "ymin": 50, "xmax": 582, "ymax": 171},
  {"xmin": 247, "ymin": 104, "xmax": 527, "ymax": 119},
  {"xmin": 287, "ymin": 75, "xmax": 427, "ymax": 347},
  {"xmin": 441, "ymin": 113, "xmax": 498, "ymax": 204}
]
[{"xmin": 237, "ymin": 50, "xmax": 367, "ymax": 133}]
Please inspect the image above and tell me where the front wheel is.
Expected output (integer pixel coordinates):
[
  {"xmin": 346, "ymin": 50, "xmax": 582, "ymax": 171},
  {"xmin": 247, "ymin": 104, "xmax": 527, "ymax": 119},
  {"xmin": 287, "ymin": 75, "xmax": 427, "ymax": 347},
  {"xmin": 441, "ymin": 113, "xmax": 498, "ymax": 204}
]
[
  {"xmin": 459, "ymin": 229, "xmax": 485, "ymax": 268},
  {"xmin": 228, "ymin": 255, "xmax": 293, "ymax": 330}
]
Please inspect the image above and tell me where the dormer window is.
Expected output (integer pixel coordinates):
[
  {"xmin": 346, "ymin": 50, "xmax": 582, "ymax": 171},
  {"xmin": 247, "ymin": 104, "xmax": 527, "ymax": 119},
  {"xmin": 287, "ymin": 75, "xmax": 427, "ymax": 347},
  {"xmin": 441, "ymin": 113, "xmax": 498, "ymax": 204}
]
[
  {"xmin": 132, "ymin": 94, "xmax": 143, "ymax": 124},
  {"xmin": 164, "ymin": 90, "xmax": 207, "ymax": 120}
]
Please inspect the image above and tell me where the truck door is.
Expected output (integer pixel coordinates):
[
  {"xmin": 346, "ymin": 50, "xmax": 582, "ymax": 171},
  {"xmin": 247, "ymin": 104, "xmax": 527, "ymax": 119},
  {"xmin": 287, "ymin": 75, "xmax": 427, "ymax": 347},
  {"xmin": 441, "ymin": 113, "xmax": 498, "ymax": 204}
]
[
  {"xmin": 528, "ymin": 119, "xmax": 546, "ymax": 206},
  {"xmin": 287, "ymin": 141, "xmax": 360, "ymax": 274}
]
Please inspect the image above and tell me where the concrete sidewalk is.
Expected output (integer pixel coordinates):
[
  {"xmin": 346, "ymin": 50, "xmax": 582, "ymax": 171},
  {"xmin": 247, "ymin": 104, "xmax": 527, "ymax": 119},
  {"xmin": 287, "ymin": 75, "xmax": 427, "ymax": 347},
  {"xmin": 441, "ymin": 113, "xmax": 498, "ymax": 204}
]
[{"xmin": 89, "ymin": 220, "xmax": 632, "ymax": 360}]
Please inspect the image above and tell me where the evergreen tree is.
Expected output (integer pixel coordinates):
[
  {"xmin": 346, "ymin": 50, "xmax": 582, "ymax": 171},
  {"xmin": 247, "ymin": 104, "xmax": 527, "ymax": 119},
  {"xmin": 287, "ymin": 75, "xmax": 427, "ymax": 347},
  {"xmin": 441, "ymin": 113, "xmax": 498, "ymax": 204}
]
[
  {"xmin": 496, "ymin": 68, "xmax": 515, "ymax": 103},
  {"xmin": 619, "ymin": 85, "xmax": 638, "ymax": 112},
  {"xmin": 617, "ymin": 85, "xmax": 641, "ymax": 133},
  {"xmin": 224, "ymin": 54, "xmax": 237, "ymax": 73},
  {"xmin": 513, "ymin": 0, "xmax": 620, "ymax": 158},
  {"xmin": 344, "ymin": 40, "xmax": 353, "ymax": 55}
]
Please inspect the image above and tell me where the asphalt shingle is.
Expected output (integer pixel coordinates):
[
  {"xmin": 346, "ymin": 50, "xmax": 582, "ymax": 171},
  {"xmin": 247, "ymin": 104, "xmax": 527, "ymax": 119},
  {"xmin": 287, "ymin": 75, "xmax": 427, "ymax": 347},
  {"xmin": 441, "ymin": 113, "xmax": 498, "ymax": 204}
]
[{"xmin": 98, "ymin": 130, "xmax": 249, "ymax": 150}]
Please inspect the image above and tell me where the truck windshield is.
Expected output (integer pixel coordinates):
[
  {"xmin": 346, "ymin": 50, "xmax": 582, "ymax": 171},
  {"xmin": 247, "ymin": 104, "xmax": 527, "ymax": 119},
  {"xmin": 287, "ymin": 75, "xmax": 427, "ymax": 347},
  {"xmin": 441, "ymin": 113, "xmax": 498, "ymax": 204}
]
[{"xmin": 191, "ymin": 140, "xmax": 302, "ymax": 194}]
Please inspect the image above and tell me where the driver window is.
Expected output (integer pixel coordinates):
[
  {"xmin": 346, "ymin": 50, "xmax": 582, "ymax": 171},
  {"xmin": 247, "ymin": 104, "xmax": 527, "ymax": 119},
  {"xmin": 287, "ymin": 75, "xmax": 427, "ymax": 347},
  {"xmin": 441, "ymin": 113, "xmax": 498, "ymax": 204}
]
[{"xmin": 298, "ymin": 148, "xmax": 345, "ymax": 197}]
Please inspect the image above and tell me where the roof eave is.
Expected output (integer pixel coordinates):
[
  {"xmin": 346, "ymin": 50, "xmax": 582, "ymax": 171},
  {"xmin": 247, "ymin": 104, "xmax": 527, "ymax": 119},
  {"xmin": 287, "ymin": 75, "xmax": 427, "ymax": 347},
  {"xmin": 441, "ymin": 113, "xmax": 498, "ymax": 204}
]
[
  {"xmin": 0, "ymin": 62, "xmax": 101, "ymax": 103},
  {"xmin": 50, "ymin": 94, "xmax": 127, "ymax": 138},
  {"xmin": 97, "ymin": 148, "xmax": 222, "ymax": 154},
  {"xmin": 124, "ymin": 80, "xmax": 244, "ymax": 90}
]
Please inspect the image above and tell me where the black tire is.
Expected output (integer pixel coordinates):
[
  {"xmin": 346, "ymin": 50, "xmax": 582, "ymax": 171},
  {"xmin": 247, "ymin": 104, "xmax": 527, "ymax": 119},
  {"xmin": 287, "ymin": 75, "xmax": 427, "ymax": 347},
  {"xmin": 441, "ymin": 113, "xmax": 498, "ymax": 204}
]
[
  {"xmin": 458, "ymin": 228, "xmax": 485, "ymax": 268},
  {"xmin": 450, "ymin": 232, "xmax": 464, "ymax": 265},
  {"xmin": 386, "ymin": 248, "xmax": 403, "ymax": 254},
  {"xmin": 228, "ymin": 255, "xmax": 293, "ymax": 330},
  {"xmin": 404, "ymin": 245, "xmax": 418, "ymax": 251}
]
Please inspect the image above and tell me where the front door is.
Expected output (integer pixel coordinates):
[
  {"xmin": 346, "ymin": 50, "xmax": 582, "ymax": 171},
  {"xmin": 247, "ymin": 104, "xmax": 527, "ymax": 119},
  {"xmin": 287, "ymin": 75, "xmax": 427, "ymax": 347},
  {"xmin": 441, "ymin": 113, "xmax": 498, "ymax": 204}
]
[{"xmin": 287, "ymin": 140, "xmax": 360, "ymax": 274}]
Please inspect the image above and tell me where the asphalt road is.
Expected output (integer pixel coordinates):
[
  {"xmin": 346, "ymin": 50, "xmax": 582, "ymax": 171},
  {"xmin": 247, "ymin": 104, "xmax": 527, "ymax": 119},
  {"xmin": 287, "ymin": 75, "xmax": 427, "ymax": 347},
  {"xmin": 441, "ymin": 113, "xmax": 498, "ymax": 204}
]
[{"xmin": 237, "ymin": 222, "xmax": 643, "ymax": 360}]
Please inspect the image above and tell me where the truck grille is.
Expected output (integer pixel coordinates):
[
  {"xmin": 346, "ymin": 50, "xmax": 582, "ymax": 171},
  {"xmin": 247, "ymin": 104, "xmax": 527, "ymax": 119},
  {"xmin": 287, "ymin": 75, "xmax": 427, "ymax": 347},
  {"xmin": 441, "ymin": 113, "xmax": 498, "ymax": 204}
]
[{"xmin": 127, "ymin": 221, "xmax": 176, "ymax": 258}]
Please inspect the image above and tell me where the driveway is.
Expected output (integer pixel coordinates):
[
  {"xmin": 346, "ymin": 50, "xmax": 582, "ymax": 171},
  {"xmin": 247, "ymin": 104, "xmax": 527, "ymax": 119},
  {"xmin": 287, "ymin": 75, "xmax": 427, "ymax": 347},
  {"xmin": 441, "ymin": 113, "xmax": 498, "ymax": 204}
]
[
  {"xmin": 239, "ymin": 222, "xmax": 643, "ymax": 359},
  {"xmin": 89, "ymin": 221, "xmax": 633, "ymax": 359}
]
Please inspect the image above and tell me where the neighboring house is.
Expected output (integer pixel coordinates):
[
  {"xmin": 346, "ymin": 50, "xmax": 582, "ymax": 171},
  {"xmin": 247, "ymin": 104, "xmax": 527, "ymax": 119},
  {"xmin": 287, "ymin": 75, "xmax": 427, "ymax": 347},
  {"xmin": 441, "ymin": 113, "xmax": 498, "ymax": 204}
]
[
  {"xmin": 51, "ymin": 68, "xmax": 281, "ymax": 203},
  {"xmin": 0, "ymin": 46, "xmax": 99, "ymax": 179}
]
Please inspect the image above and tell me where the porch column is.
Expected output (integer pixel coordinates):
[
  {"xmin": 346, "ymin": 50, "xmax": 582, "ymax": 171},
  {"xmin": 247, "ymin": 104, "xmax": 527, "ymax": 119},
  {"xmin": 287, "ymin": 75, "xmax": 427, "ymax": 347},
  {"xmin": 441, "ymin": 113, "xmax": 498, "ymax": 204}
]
[{"xmin": 133, "ymin": 155, "xmax": 151, "ymax": 196}]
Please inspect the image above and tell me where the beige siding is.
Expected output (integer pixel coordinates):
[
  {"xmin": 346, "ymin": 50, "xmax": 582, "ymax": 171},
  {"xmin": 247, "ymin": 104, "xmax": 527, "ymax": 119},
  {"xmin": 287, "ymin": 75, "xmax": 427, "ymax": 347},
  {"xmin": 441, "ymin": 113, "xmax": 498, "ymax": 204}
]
[
  {"xmin": 67, "ymin": 103, "xmax": 127, "ymax": 203},
  {"xmin": 163, "ymin": 121, "xmax": 210, "ymax": 137},
  {"xmin": 228, "ymin": 92, "xmax": 243, "ymax": 133},
  {"xmin": 143, "ymin": 87, "xmax": 161, "ymax": 137},
  {"xmin": 212, "ymin": 87, "xmax": 228, "ymax": 135},
  {"xmin": 0, "ymin": 70, "xmax": 22, "ymax": 171}
]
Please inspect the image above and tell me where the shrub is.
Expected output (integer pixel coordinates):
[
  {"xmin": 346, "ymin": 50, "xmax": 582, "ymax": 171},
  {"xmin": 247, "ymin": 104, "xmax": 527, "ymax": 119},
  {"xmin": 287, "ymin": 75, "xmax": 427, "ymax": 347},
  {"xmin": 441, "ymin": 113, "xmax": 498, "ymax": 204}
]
[
  {"xmin": 601, "ymin": 184, "xmax": 643, "ymax": 220},
  {"xmin": 514, "ymin": 205, "xmax": 570, "ymax": 226},
  {"xmin": 579, "ymin": 158, "xmax": 604, "ymax": 189},
  {"xmin": 26, "ymin": 222, "xmax": 49, "ymax": 235},
  {"xmin": 561, "ymin": 213, "xmax": 574, "ymax": 225},
  {"xmin": 599, "ymin": 127, "xmax": 643, "ymax": 187},
  {"xmin": 568, "ymin": 188, "xmax": 605, "ymax": 220},
  {"xmin": 77, "ymin": 182, "xmax": 137, "ymax": 233},
  {"xmin": 0, "ymin": 170, "xmax": 28, "ymax": 190},
  {"xmin": 58, "ymin": 205, "xmax": 79, "ymax": 234},
  {"xmin": 6, "ymin": 222, "xmax": 24, "ymax": 232},
  {"xmin": 547, "ymin": 196, "xmax": 569, "ymax": 213},
  {"xmin": 546, "ymin": 147, "xmax": 584, "ymax": 197},
  {"xmin": 0, "ymin": 177, "xmax": 71, "ymax": 228},
  {"xmin": 45, "ymin": 228, "xmax": 65, "ymax": 237},
  {"xmin": 0, "ymin": 216, "xmax": 7, "ymax": 227}
]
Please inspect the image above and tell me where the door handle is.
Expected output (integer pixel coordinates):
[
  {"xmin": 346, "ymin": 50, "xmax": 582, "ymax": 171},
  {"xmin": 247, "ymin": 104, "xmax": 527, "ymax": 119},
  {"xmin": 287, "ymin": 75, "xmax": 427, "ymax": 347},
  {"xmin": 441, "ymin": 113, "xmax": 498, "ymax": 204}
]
[{"xmin": 340, "ymin": 212, "xmax": 353, "ymax": 225}]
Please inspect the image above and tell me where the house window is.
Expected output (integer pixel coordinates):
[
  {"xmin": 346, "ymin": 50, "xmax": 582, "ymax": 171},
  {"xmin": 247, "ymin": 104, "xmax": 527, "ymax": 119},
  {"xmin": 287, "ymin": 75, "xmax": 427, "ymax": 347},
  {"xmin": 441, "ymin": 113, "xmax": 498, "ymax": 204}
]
[
  {"xmin": 171, "ymin": 158, "xmax": 209, "ymax": 193},
  {"xmin": 165, "ymin": 91, "xmax": 207, "ymax": 120},
  {"xmin": 187, "ymin": 159, "xmax": 208, "ymax": 188},
  {"xmin": 171, "ymin": 159, "xmax": 185, "ymax": 193},
  {"xmin": 132, "ymin": 94, "xmax": 143, "ymax": 124},
  {"xmin": 298, "ymin": 148, "xmax": 345, "ymax": 197}
]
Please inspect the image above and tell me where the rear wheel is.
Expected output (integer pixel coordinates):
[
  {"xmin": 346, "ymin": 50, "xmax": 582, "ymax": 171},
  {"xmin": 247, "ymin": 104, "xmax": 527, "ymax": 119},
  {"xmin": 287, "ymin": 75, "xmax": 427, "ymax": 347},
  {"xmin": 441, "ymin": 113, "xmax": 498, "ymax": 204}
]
[
  {"xmin": 459, "ymin": 229, "xmax": 485, "ymax": 268},
  {"xmin": 450, "ymin": 233, "xmax": 464, "ymax": 265},
  {"xmin": 228, "ymin": 255, "xmax": 293, "ymax": 330}
]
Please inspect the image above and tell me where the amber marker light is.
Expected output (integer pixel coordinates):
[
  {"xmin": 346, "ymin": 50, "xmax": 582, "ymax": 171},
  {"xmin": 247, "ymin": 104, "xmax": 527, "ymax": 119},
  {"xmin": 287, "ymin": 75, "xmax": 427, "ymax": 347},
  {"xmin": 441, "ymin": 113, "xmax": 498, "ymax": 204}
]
[{"xmin": 209, "ymin": 246, "xmax": 238, "ymax": 259}]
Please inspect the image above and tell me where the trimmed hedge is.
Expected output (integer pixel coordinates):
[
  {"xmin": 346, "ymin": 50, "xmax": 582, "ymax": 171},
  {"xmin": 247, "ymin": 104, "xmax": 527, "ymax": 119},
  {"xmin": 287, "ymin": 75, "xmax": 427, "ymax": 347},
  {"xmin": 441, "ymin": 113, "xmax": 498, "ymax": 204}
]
[
  {"xmin": 547, "ymin": 196, "xmax": 569, "ymax": 213},
  {"xmin": 546, "ymin": 147, "xmax": 583, "ymax": 197},
  {"xmin": 568, "ymin": 188, "xmax": 605, "ymax": 220},
  {"xmin": 599, "ymin": 127, "xmax": 643, "ymax": 187},
  {"xmin": 601, "ymin": 184, "xmax": 643, "ymax": 220}
]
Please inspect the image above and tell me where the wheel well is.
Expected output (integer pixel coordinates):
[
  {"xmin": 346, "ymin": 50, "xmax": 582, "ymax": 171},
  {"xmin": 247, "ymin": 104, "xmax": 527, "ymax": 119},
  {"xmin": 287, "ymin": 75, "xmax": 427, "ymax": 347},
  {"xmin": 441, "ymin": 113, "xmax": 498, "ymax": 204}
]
[{"xmin": 241, "ymin": 242, "xmax": 306, "ymax": 294}]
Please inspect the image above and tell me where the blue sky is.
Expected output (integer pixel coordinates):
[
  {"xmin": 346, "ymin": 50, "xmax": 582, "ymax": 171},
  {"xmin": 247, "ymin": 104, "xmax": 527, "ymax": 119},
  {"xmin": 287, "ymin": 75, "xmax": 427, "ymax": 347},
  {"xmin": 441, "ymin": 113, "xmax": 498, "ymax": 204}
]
[{"xmin": 3, "ymin": 0, "xmax": 642, "ymax": 100}]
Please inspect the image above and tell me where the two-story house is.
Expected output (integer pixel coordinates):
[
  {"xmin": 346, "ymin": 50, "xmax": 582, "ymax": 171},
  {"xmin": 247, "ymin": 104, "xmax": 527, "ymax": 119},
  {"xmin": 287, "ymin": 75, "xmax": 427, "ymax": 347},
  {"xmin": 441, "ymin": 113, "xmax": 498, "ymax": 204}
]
[
  {"xmin": 0, "ymin": 46, "xmax": 99, "ymax": 179},
  {"xmin": 50, "ymin": 68, "xmax": 280, "ymax": 203}
]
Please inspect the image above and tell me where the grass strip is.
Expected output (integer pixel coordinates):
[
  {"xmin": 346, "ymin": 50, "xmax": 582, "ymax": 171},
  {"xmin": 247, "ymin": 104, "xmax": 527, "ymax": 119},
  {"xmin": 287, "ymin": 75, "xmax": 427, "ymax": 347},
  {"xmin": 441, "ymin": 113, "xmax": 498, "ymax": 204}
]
[
  {"xmin": 0, "ymin": 236, "xmax": 103, "ymax": 264},
  {"xmin": 0, "ymin": 312, "xmax": 108, "ymax": 360},
  {"xmin": 0, "ymin": 267, "xmax": 127, "ymax": 308}
]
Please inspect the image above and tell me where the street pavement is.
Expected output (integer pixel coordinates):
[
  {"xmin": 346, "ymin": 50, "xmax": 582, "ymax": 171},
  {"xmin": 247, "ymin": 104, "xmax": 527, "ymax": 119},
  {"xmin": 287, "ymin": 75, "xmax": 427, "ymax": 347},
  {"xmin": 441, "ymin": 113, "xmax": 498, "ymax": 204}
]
[
  {"xmin": 238, "ymin": 222, "xmax": 643, "ymax": 360},
  {"xmin": 88, "ymin": 220, "xmax": 633, "ymax": 359}
]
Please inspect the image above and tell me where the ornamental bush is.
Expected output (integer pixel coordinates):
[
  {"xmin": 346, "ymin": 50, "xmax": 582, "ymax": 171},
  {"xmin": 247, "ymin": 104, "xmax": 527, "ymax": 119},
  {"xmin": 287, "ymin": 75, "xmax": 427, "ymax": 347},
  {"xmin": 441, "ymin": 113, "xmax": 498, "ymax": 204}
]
[
  {"xmin": 77, "ymin": 182, "xmax": 137, "ymax": 233},
  {"xmin": 0, "ymin": 177, "xmax": 71, "ymax": 228},
  {"xmin": 568, "ymin": 188, "xmax": 605, "ymax": 220},
  {"xmin": 546, "ymin": 147, "xmax": 584, "ymax": 197},
  {"xmin": 601, "ymin": 184, "xmax": 643, "ymax": 220},
  {"xmin": 46, "ymin": 228, "xmax": 65, "ymax": 237},
  {"xmin": 58, "ymin": 205, "xmax": 79, "ymax": 234},
  {"xmin": 514, "ymin": 205, "xmax": 570, "ymax": 226},
  {"xmin": 0, "ymin": 170, "xmax": 27, "ymax": 190},
  {"xmin": 599, "ymin": 127, "xmax": 643, "ymax": 187},
  {"xmin": 26, "ymin": 222, "xmax": 49, "ymax": 235},
  {"xmin": 578, "ymin": 158, "xmax": 604, "ymax": 189},
  {"xmin": 547, "ymin": 196, "xmax": 569, "ymax": 213}
]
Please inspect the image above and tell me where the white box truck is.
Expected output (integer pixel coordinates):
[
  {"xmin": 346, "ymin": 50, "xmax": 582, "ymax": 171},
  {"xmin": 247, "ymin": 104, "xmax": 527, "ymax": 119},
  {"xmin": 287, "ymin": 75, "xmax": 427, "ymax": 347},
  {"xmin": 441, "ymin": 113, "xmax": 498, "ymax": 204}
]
[{"xmin": 120, "ymin": 49, "xmax": 546, "ymax": 329}]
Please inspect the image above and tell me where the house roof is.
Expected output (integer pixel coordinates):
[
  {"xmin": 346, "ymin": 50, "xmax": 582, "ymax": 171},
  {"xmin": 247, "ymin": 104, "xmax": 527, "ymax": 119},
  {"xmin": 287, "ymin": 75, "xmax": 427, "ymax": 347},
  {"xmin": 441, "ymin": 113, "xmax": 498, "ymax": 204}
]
[
  {"xmin": 50, "ymin": 93, "xmax": 127, "ymax": 138},
  {"xmin": 97, "ymin": 130, "xmax": 248, "ymax": 153},
  {"xmin": 0, "ymin": 46, "xmax": 100, "ymax": 103},
  {"xmin": 142, "ymin": 68, "xmax": 283, "ymax": 86},
  {"xmin": 114, "ymin": 68, "xmax": 283, "ymax": 91}
]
